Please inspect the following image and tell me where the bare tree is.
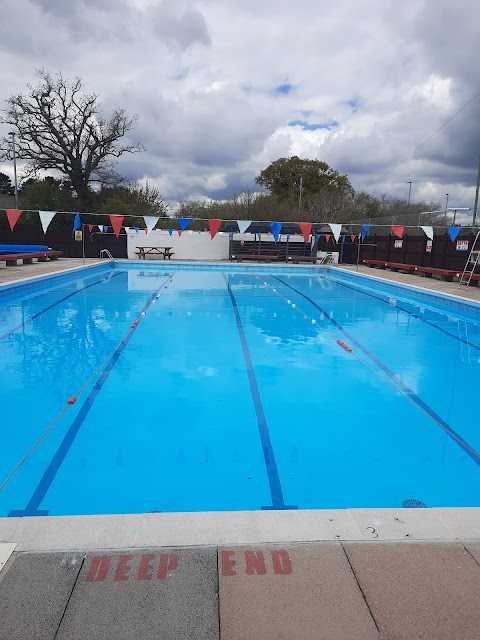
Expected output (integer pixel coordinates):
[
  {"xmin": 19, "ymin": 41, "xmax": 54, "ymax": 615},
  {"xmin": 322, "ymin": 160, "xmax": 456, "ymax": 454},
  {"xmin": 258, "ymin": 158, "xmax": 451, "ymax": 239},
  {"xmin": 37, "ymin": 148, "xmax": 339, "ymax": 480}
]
[{"xmin": 0, "ymin": 70, "xmax": 144, "ymax": 204}]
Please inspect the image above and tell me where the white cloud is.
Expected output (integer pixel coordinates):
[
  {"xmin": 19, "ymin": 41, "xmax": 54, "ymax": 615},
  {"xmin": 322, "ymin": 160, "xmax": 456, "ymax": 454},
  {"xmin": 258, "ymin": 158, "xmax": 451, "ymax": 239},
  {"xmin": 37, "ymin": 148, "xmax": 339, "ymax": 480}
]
[{"xmin": 0, "ymin": 0, "xmax": 479, "ymax": 210}]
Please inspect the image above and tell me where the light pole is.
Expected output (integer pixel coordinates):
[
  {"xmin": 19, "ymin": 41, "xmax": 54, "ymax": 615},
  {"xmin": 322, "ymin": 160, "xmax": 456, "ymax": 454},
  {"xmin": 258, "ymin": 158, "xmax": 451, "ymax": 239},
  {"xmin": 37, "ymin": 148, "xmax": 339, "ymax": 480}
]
[
  {"xmin": 444, "ymin": 194, "xmax": 449, "ymax": 224},
  {"xmin": 8, "ymin": 131, "xmax": 18, "ymax": 208},
  {"xmin": 407, "ymin": 181, "xmax": 412, "ymax": 205},
  {"xmin": 298, "ymin": 175, "xmax": 303, "ymax": 216}
]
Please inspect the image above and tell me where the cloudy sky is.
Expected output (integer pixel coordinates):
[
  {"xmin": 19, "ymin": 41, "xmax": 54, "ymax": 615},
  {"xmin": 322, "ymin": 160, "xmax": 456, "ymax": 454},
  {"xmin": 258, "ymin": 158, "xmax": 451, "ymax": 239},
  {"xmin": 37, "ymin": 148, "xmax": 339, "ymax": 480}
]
[{"xmin": 0, "ymin": 0, "xmax": 479, "ymax": 213}]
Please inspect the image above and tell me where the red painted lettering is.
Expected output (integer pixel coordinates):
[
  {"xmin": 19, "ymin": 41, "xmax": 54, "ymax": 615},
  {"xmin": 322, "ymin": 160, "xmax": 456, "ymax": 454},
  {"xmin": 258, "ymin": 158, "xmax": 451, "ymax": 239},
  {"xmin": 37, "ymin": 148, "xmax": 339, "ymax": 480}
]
[
  {"xmin": 245, "ymin": 550, "xmax": 266, "ymax": 575},
  {"xmin": 221, "ymin": 550, "xmax": 236, "ymax": 576},
  {"xmin": 271, "ymin": 550, "xmax": 293, "ymax": 575},
  {"xmin": 114, "ymin": 555, "xmax": 133, "ymax": 582},
  {"xmin": 137, "ymin": 554, "xmax": 155, "ymax": 581},
  {"xmin": 85, "ymin": 556, "xmax": 111, "ymax": 583},
  {"xmin": 157, "ymin": 553, "xmax": 178, "ymax": 580}
]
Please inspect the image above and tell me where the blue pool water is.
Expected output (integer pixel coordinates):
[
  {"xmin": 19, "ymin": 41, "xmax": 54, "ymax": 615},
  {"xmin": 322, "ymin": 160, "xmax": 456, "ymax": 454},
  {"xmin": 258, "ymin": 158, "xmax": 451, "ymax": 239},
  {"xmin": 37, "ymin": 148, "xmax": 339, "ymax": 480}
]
[{"xmin": 1, "ymin": 262, "xmax": 479, "ymax": 516}]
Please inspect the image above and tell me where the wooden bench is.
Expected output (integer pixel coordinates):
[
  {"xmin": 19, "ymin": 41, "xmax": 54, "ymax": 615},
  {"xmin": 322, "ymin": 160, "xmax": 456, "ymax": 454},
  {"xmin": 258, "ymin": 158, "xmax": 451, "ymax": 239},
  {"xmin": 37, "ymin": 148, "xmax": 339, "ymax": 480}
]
[
  {"xmin": 287, "ymin": 255, "xmax": 319, "ymax": 264},
  {"xmin": 363, "ymin": 260, "xmax": 461, "ymax": 282},
  {"xmin": 231, "ymin": 253, "xmax": 279, "ymax": 262},
  {"xmin": 0, "ymin": 250, "xmax": 63, "ymax": 266}
]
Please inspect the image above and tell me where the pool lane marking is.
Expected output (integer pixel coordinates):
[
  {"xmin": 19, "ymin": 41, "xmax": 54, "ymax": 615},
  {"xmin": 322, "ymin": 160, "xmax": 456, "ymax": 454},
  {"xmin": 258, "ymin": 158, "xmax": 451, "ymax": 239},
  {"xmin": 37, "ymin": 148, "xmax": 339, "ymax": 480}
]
[
  {"xmin": 0, "ymin": 270, "xmax": 125, "ymax": 343},
  {"xmin": 5, "ymin": 274, "xmax": 175, "ymax": 516},
  {"xmin": 223, "ymin": 274, "xmax": 297, "ymax": 510},
  {"xmin": 328, "ymin": 275, "xmax": 480, "ymax": 352},
  {"xmin": 269, "ymin": 275, "xmax": 480, "ymax": 467}
]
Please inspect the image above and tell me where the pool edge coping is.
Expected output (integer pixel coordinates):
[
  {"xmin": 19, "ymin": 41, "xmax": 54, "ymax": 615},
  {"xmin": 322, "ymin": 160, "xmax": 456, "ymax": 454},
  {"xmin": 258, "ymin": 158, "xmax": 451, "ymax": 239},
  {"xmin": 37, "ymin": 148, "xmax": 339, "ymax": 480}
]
[{"xmin": 1, "ymin": 508, "xmax": 479, "ymax": 552}]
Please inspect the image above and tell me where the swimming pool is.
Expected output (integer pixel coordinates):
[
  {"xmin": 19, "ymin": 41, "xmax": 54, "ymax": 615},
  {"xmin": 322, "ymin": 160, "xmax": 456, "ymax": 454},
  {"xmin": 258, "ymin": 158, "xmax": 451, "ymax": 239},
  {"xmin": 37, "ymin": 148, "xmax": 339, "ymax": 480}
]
[{"xmin": 1, "ymin": 262, "xmax": 479, "ymax": 516}]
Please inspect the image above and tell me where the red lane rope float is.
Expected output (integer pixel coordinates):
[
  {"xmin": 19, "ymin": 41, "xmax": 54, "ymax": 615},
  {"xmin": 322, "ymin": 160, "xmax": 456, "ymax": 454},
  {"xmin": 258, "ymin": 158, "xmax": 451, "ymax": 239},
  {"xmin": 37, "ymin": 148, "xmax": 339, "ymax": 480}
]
[
  {"xmin": 0, "ymin": 273, "xmax": 176, "ymax": 493},
  {"xmin": 337, "ymin": 340, "xmax": 352, "ymax": 352}
]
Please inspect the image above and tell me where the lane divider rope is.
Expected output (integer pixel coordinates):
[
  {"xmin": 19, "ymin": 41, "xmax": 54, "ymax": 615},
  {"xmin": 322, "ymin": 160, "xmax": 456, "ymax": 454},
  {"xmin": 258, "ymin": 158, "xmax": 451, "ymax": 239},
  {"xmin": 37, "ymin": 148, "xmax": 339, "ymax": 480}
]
[
  {"xmin": 0, "ymin": 274, "xmax": 176, "ymax": 493},
  {"xmin": 253, "ymin": 273, "xmax": 480, "ymax": 464}
]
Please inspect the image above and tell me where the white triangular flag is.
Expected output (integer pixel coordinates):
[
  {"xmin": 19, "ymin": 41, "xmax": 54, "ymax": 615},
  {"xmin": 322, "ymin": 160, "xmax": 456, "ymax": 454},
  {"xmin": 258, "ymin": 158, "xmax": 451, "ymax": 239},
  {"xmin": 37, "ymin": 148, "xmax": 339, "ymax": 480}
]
[
  {"xmin": 144, "ymin": 216, "xmax": 157, "ymax": 236},
  {"xmin": 98, "ymin": 225, "xmax": 103, "ymax": 233},
  {"xmin": 237, "ymin": 220, "xmax": 252, "ymax": 234},
  {"xmin": 328, "ymin": 223, "xmax": 342, "ymax": 243},
  {"xmin": 39, "ymin": 211, "xmax": 56, "ymax": 234},
  {"xmin": 420, "ymin": 226, "xmax": 434, "ymax": 240}
]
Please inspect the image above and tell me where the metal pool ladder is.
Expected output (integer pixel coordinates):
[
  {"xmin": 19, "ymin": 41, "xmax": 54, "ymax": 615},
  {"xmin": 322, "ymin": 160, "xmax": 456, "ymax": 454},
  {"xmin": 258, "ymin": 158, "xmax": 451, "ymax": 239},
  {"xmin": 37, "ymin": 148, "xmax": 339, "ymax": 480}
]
[
  {"xmin": 100, "ymin": 249, "xmax": 114, "ymax": 259},
  {"xmin": 458, "ymin": 230, "xmax": 480, "ymax": 288}
]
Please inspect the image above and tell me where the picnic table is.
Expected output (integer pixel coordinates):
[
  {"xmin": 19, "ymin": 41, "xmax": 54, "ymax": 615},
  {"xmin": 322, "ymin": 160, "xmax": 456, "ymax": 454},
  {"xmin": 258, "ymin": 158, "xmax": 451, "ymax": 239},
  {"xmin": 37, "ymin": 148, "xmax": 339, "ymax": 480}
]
[{"xmin": 135, "ymin": 246, "xmax": 174, "ymax": 260}]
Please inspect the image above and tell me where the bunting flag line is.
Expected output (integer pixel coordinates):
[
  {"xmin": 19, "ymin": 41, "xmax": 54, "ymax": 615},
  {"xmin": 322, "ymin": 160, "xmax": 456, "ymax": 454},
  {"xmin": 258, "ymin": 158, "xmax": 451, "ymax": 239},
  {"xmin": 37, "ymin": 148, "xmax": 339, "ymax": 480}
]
[
  {"xmin": 6, "ymin": 209, "xmax": 22, "ymax": 231},
  {"xmin": 144, "ymin": 228, "xmax": 149, "ymax": 235},
  {"xmin": 73, "ymin": 213, "xmax": 81, "ymax": 234},
  {"xmin": 103, "ymin": 226, "xmax": 109, "ymax": 233},
  {"xmin": 351, "ymin": 234, "xmax": 357, "ymax": 242},
  {"xmin": 144, "ymin": 216, "xmax": 157, "ymax": 236},
  {"xmin": 88, "ymin": 224, "xmax": 94, "ymax": 233},
  {"xmin": 98, "ymin": 225, "xmax": 103, "ymax": 233},
  {"xmin": 315, "ymin": 234, "xmax": 320, "ymax": 241},
  {"xmin": 328, "ymin": 223, "xmax": 342, "ymax": 243},
  {"xmin": 271, "ymin": 222, "xmax": 282, "ymax": 243},
  {"xmin": 39, "ymin": 210, "xmax": 56, "ymax": 234},
  {"xmin": 177, "ymin": 229, "xmax": 182, "ymax": 237},
  {"xmin": 391, "ymin": 225, "xmax": 404, "ymax": 238},
  {"xmin": 109, "ymin": 215, "xmax": 124, "ymax": 238},
  {"xmin": 236, "ymin": 220, "xmax": 252, "ymax": 234},
  {"xmin": 135, "ymin": 227, "xmax": 139, "ymax": 234},
  {"xmin": 208, "ymin": 219, "xmax": 222, "ymax": 239},
  {"xmin": 178, "ymin": 218, "xmax": 192, "ymax": 231},
  {"xmin": 420, "ymin": 226, "xmax": 434, "ymax": 240},
  {"xmin": 168, "ymin": 229, "xmax": 173, "ymax": 236},
  {"xmin": 361, "ymin": 224, "xmax": 369, "ymax": 242},
  {"xmin": 447, "ymin": 227, "xmax": 460, "ymax": 242},
  {"xmin": 325, "ymin": 234, "xmax": 331, "ymax": 242},
  {"xmin": 298, "ymin": 222, "xmax": 312, "ymax": 244}
]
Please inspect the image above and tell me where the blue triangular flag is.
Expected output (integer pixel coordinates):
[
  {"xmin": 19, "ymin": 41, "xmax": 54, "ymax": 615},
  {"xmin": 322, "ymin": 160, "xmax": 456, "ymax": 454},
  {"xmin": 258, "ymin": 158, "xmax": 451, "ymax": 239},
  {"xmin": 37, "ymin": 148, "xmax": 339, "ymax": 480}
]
[
  {"xmin": 134, "ymin": 227, "xmax": 139, "ymax": 234},
  {"xmin": 315, "ymin": 234, "xmax": 320, "ymax": 241},
  {"xmin": 271, "ymin": 222, "xmax": 282, "ymax": 243},
  {"xmin": 448, "ymin": 227, "xmax": 460, "ymax": 242},
  {"xmin": 341, "ymin": 235, "xmax": 346, "ymax": 243},
  {"xmin": 103, "ymin": 226, "xmax": 109, "ymax": 233},
  {"xmin": 73, "ymin": 213, "xmax": 81, "ymax": 234},
  {"xmin": 361, "ymin": 224, "xmax": 369, "ymax": 242},
  {"xmin": 286, "ymin": 233, "xmax": 291, "ymax": 239},
  {"xmin": 178, "ymin": 218, "xmax": 192, "ymax": 231},
  {"xmin": 168, "ymin": 229, "xmax": 173, "ymax": 236}
]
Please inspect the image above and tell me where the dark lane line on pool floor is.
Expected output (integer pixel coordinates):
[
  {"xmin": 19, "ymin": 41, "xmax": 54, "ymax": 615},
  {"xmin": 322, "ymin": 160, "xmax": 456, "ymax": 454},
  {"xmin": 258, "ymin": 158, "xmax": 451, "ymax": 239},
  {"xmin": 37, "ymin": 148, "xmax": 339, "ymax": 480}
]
[
  {"xmin": 328, "ymin": 275, "xmax": 480, "ymax": 352},
  {"xmin": 0, "ymin": 270, "xmax": 125, "ymax": 343},
  {"xmin": 273, "ymin": 275, "xmax": 480, "ymax": 468},
  {"xmin": 8, "ymin": 275, "xmax": 173, "ymax": 517},
  {"xmin": 223, "ymin": 274, "xmax": 297, "ymax": 510}
]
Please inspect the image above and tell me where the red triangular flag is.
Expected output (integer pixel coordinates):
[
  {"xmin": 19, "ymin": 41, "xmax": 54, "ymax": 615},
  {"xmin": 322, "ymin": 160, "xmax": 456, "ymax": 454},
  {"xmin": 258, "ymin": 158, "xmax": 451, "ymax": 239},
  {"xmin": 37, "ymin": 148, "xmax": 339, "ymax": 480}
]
[
  {"xmin": 145, "ymin": 228, "xmax": 148, "ymax": 235},
  {"xmin": 351, "ymin": 234, "xmax": 357, "ymax": 242},
  {"xmin": 298, "ymin": 223, "xmax": 312, "ymax": 244},
  {"xmin": 391, "ymin": 225, "xmax": 404, "ymax": 238},
  {"xmin": 109, "ymin": 215, "xmax": 124, "ymax": 238},
  {"xmin": 177, "ymin": 229, "xmax": 182, "ymax": 237},
  {"xmin": 208, "ymin": 219, "xmax": 222, "ymax": 239},
  {"xmin": 88, "ymin": 224, "xmax": 94, "ymax": 232},
  {"xmin": 325, "ymin": 234, "xmax": 331, "ymax": 242},
  {"xmin": 6, "ymin": 209, "xmax": 22, "ymax": 231}
]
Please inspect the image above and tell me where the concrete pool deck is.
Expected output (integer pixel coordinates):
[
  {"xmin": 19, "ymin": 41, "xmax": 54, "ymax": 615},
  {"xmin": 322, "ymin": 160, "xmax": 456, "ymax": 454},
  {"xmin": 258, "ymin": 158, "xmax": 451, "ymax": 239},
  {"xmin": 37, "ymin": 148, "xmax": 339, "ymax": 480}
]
[{"xmin": 1, "ymin": 258, "xmax": 480, "ymax": 637}]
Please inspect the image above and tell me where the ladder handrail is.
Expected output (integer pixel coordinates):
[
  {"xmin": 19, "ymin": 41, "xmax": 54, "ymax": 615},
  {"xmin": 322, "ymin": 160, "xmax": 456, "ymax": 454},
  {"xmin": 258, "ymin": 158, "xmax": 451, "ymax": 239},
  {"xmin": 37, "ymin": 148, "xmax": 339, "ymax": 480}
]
[
  {"xmin": 459, "ymin": 230, "xmax": 480, "ymax": 288},
  {"xmin": 99, "ymin": 249, "xmax": 114, "ymax": 259}
]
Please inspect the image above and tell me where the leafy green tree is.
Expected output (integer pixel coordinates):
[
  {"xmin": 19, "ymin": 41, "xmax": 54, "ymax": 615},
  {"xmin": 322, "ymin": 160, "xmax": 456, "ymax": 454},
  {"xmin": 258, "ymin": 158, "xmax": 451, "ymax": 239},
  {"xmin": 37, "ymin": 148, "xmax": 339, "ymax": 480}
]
[
  {"xmin": 255, "ymin": 156, "xmax": 353, "ymax": 200},
  {"xmin": 0, "ymin": 172, "xmax": 14, "ymax": 196}
]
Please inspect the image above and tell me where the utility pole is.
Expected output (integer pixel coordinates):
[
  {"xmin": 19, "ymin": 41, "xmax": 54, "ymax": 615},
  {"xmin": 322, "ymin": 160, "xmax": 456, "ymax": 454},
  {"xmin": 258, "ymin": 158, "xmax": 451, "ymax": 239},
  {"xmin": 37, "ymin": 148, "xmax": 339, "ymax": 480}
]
[
  {"xmin": 473, "ymin": 156, "xmax": 480, "ymax": 226},
  {"xmin": 444, "ymin": 194, "xmax": 449, "ymax": 224}
]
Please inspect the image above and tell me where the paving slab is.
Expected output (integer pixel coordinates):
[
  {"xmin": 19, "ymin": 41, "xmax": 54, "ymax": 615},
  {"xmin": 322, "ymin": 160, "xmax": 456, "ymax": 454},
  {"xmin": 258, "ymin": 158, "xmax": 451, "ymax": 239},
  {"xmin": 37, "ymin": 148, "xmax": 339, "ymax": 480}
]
[
  {"xmin": 0, "ymin": 551, "xmax": 84, "ymax": 640},
  {"xmin": 349, "ymin": 508, "xmax": 452, "ymax": 540},
  {"xmin": 218, "ymin": 543, "xmax": 379, "ymax": 640},
  {"xmin": 56, "ymin": 547, "xmax": 219, "ymax": 640},
  {"xmin": 11, "ymin": 514, "xmax": 139, "ymax": 551},
  {"xmin": 0, "ymin": 516, "xmax": 19, "ymax": 542},
  {"xmin": 344, "ymin": 542, "xmax": 480, "ymax": 640},
  {"xmin": 433, "ymin": 507, "xmax": 480, "ymax": 539},
  {"xmin": 463, "ymin": 542, "xmax": 480, "ymax": 566}
]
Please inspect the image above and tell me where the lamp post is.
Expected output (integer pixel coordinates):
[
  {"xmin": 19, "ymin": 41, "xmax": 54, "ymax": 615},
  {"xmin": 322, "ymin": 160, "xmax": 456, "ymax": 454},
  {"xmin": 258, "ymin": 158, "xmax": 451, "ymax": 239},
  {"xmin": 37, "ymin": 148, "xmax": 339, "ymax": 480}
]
[
  {"xmin": 8, "ymin": 131, "xmax": 18, "ymax": 208},
  {"xmin": 444, "ymin": 194, "xmax": 449, "ymax": 224}
]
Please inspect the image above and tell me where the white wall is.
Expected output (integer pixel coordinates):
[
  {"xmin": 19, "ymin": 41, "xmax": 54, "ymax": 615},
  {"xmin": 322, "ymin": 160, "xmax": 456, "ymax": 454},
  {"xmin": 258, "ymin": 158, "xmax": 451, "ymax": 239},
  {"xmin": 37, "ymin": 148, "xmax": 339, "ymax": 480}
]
[{"xmin": 127, "ymin": 230, "xmax": 307, "ymax": 261}]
